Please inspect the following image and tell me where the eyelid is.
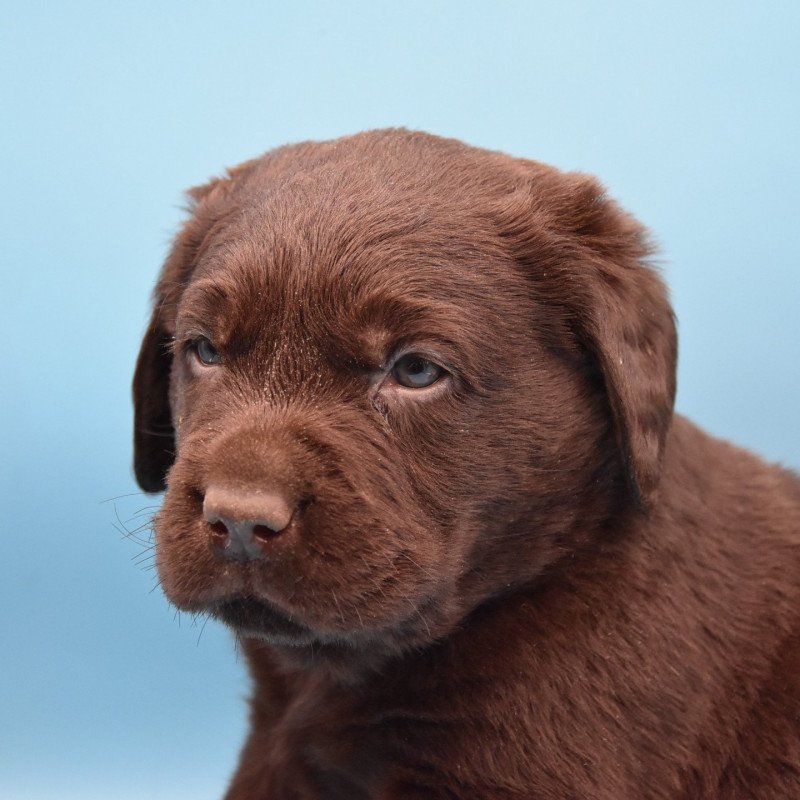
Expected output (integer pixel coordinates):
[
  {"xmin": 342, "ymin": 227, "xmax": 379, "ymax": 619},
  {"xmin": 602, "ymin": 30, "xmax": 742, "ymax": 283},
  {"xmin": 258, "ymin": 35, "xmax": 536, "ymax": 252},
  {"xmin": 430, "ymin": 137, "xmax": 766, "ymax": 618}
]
[
  {"xmin": 180, "ymin": 337, "xmax": 204, "ymax": 357},
  {"xmin": 385, "ymin": 348, "xmax": 458, "ymax": 386},
  {"xmin": 386, "ymin": 344, "xmax": 449, "ymax": 369},
  {"xmin": 175, "ymin": 328, "xmax": 214, "ymax": 349}
]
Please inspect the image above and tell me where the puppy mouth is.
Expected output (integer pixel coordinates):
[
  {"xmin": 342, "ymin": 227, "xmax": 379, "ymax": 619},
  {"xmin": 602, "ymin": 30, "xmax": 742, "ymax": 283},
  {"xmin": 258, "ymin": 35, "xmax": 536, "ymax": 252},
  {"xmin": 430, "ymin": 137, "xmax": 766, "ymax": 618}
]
[{"xmin": 212, "ymin": 596, "xmax": 319, "ymax": 647}]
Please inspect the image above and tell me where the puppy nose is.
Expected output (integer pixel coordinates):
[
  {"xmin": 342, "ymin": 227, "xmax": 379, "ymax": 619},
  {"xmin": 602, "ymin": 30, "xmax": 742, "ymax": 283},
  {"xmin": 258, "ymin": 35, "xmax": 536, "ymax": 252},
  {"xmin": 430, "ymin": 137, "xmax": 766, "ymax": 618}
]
[{"xmin": 203, "ymin": 486, "xmax": 294, "ymax": 561}]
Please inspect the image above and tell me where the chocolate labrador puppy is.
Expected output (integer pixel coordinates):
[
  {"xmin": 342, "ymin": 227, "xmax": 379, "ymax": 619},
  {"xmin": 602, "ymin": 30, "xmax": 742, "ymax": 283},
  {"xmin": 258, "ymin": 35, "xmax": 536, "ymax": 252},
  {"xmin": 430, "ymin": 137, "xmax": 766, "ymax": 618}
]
[{"xmin": 133, "ymin": 129, "xmax": 800, "ymax": 799}]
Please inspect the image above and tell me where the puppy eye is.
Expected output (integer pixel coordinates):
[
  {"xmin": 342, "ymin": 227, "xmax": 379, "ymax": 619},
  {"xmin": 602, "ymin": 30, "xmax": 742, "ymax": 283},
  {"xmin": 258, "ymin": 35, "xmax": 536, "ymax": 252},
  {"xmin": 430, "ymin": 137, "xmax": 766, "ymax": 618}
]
[
  {"xmin": 392, "ymin": 354, "xmax": 444, "ymax": 388},
  {"xmin": 191, "ymin": 336, "xmax": 221, "ymax": 366}
]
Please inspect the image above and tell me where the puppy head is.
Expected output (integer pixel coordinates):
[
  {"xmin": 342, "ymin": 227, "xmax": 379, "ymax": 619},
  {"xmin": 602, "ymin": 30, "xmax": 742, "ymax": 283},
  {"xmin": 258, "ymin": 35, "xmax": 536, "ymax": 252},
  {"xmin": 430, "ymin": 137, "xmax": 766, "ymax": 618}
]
[{"xmin": 133, "ymin": 130, "xmax": 676, "ymax": 669}]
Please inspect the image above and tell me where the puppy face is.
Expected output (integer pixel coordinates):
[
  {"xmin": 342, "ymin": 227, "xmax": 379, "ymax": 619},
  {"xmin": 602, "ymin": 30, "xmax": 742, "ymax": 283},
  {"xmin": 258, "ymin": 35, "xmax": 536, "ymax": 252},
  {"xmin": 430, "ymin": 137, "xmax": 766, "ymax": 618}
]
[{"xmin": 134, "ymin": 130, "xmax": 676, "ymax": 668}]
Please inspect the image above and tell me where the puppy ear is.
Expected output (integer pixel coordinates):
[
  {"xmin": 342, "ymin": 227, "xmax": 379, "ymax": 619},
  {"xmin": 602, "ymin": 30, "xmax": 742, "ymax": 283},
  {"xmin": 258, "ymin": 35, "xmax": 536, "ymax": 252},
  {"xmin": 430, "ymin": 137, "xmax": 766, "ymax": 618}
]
[
  {"xmin": 131, "ymin": 163, "xmax": 257, "ymax": 492},
  {"xmin": 132, "ymin": 313, "xmax": 174, "ymax": 493},
  {"xmin": 501, "ymin": 169, "xmax": 677, "ymax": 509}
]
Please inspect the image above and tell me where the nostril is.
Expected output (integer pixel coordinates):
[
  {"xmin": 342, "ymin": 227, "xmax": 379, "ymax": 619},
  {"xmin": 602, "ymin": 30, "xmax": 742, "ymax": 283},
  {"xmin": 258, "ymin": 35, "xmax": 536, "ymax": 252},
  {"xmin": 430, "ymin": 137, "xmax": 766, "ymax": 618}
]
[
  {"xmin": 252, "ymin": 523, "xmax": 283, "ymax": 543},
  {"xmin": 209, "ymin": 519, "xmax": 229, "ymax": 542}
]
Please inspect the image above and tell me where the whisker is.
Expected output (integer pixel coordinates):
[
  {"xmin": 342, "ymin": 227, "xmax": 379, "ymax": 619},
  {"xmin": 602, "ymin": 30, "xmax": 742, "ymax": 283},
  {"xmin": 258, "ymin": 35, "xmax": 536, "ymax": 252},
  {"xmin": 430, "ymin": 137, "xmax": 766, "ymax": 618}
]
[
  {"xmin": 330, "ymin": 589, "xmax": 346, "ymax": 626},
  {"xmin": 133, "ymin": 554, "xmax": 156, "ymax": 568},
  {"xmin": 99, "ymin": 491, "xmax": 149, "ymax": 505},
  {"xmin": 397, "ymin": 551, "xmax": 436, "ymax": 581},
  {"xmin": 405, "ymin": 599, "xmax": 432, "ymax": 639},
  {"xmin": 132, "ymin": 504, "xmax": 162, "ymax": 516},
  {"xmin": 196, "ymin": 614, "xmax": 211, "ymax": 646}
]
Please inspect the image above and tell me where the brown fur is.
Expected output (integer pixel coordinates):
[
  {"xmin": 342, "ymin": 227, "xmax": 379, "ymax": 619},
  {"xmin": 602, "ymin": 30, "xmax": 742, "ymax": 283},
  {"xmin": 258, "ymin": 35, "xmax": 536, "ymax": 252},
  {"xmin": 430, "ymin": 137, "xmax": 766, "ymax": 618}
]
[{"xmin": 132, "ymin": 129, "xmax": 800, "ymax": 799}]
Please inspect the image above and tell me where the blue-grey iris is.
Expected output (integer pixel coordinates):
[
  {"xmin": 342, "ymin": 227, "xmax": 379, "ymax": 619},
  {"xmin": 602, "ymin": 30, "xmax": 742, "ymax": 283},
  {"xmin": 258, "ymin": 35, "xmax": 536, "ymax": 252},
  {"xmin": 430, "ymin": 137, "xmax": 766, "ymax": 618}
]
[
  {"xmin": 195, "ymin": 336, "xmax": 220, "ymax": 365},
  {"xmin": 392, "ymin": 354, "xmax": 442, "ymax": 388}
]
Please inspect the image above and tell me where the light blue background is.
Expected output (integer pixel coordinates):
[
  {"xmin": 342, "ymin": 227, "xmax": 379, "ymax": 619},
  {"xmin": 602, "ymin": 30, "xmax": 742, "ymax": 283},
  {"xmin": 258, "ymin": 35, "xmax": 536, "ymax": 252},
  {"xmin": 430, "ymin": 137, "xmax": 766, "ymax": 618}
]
[{"xmin": 2, "ymin": 2, "xmax": 798, "ymax": 798}]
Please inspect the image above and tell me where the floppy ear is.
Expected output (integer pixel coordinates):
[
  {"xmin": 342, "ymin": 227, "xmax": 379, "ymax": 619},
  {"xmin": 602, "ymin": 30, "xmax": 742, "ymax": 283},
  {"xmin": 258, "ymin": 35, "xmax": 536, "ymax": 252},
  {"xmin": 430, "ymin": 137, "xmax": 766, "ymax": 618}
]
[
  {"xmin": 131, "ymin": 160, "xmax": 260, "ymax": 492},
  {"xmin": 132, "ymin": 313, "xmax": 174, "ymax": 493},
  {"xmin": 130, "ymin": 179, "xmax": 216, "ymax": 494},
  {"xmin": 499, "ymin": 168, "xmax": 677, "ymax": 509},
  {"xmin": 131, "ymin": 189, "xmax": 207, "ymax": 494}
]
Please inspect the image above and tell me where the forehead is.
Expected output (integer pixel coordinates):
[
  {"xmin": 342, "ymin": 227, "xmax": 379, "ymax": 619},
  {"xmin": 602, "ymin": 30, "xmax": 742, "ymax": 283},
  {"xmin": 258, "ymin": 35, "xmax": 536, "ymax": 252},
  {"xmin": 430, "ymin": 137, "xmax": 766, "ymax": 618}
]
[{"xmin": 179, "ymin": 187, "xmax": 521, "ymax": 360}]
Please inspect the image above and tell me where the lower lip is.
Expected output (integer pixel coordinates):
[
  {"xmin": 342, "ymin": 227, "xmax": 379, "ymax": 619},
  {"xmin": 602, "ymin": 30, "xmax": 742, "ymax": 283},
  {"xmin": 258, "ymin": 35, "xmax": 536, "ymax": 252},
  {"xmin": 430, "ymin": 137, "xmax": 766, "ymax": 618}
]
[{"xmin": 213, "ymin": 596, "xmax": 316, "ymax": 646}]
